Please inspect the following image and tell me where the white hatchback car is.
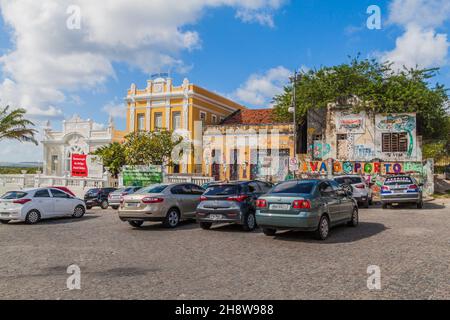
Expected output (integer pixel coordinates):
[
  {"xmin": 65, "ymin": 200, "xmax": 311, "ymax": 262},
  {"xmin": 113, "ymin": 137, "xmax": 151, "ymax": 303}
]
[
  {"xmin": 334, "ymin": 175, "xmax": 373, "ymax": 208},
  {"xmin": 0, "ymin": 188, "xmax": 86, "ymax": 224}
]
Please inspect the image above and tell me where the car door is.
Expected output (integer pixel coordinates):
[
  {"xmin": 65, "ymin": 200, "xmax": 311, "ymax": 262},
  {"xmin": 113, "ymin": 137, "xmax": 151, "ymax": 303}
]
[
  {"xmin": 248, "ymin": 181, "xmax": 262, "ymax": 209},
  {"xmin": 50, "ymin": 189, "xmax": 74, "ymax": 216},
  {"xmin": 33, "ymin": 189, "xmax": 54, "ymax": 218},
  {"xmin": 330, "ymin": 180, "xmax": 353, "ymax": 221},
  {"xmin": 170, "ymin": 185, "xmax": 191, "ymax": 217},
  {"xmin": 318, "ymin": 182, "xmax": 341, "ymax": 224}
]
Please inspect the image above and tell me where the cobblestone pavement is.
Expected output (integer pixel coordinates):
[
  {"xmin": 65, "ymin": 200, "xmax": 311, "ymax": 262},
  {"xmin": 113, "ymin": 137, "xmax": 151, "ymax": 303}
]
[{"xmin": 0, "ymin": 199, "xmax": 449, "ymax": 300}]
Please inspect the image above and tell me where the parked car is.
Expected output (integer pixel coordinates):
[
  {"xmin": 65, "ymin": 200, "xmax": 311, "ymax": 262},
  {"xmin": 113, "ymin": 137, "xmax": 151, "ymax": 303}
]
[
  {"xmin": 50, "ymin": 186, "xmax": 76, "ymax": 197},
  {"xmin": 196, "ymin": 180, "xmax": 273, "ymax": 231},
  {"xmin": 118, "ymin": 183, "xmax": 205, "ymax": 228},
  {"xmin": 108, "ymin": 186, "xmax": 141, "ymax": 209},
  {"xmin": 255, "ymin": 179, "xmax": 358, "ymax": 240},
  {"xmin": 380, "ymin": 175, "xmax": 423, "ymax": 209},
  {"xmin": 0, "ymin": 188, "xmax": 86, "ymax": 224},
  {"xmin": 84, "ymin": 187, "xmax": 117, "ymax": 210},
  {"xmin": 333, "ymin": 175, "xmax": 372, "ymax": 208}
]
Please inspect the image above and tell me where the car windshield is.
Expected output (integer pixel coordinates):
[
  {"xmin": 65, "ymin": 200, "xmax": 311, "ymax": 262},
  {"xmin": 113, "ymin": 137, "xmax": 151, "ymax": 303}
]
[
  {"xmin": 204, "ymin": 184, "xmax": 239, "ymax": 196},
  {"xmin": 1, "ymin": 191, "xmax": 27, "ymax": 199},
  {"xmin": 334, "ymin": 177, "xmax": 363, "ymax": 184},
  {"xmin": 270, "ymin": 181, "xmax": 315, "ymax": 194},
  {"xmin": 384, "ymin": 177, "xmax": 414, "ymax": 186},
  {"xmin": 136, "ymin": 185, "xmax": 168, "ymax": 194}
]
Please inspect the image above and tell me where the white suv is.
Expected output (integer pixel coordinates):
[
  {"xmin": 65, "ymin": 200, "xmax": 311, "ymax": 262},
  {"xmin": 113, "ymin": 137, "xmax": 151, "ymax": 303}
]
[{"xmin": 334, "ymin": 175, "xmax": 373, "ymax": 208}]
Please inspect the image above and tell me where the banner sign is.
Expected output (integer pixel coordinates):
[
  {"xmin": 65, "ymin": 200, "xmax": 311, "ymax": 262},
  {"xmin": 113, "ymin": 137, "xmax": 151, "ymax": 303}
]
[
  {"xmin": 86, "ymin": 155, "xmax": 103, "ymax": 178},
  {"xmin": 298, "ymin": 160, "xmax": 425, "ymax": 175},
  {"xmin": 122, "ymin": 165, "xmax": 163, "ymax": 187},
  {"xmin": 71, "ymin": 154, "xmax": 88, "ymax": 177}
]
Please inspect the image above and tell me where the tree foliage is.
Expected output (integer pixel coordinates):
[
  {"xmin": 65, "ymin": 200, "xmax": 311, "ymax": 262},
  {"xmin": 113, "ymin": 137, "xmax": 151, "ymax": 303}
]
[
  {"xmin": 273, "ymin": 57, "xmax": 450, "ymax": 140},
  {"xmin": 0, "ymin": 106, "xmax": 38, "ymax": 145},
  {"xmin": 123, "ymin": 129, "xmax": 183, "ymax": 166},
  {"xmin": 92, "ymin": 142, "xmax": 126, "ymax": 178}
]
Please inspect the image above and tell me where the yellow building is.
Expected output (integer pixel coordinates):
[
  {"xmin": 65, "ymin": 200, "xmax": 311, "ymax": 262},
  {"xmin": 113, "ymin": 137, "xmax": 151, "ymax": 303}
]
[
  {"xmin": 125, "ymin": 76, "xmax": 245, "ymax": 174},
  {"xmin": 203, "ymin": 109, "xmax": 295, "ymax": 182}
]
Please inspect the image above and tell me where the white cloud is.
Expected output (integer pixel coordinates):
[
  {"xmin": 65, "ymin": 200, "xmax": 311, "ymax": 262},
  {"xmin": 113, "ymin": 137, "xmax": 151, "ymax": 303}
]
[
  {"xmin": 381, "ymin": 0, "xmax": 450, "ymax": 69},
  {"xmin": 233, "ymin": 66, "xmax": 291, "ymax": 107},
  {"xmin": 102, "ymin": 99, "xmax": 126, "ymax": 119}
]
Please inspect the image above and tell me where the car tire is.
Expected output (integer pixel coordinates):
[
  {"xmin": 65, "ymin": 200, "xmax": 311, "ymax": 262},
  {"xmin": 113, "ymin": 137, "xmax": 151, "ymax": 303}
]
[
  {"xmin": 369, "ymin": 197, "xmax": 373, "ymax": 205},
  {"xmin": 72, "ymin": 205, "xmax": 85, "ymax": 219},
  {"xmin": 347, "ymin": 207, "xmax": 359, "ymax": 227},
  {"xmin": 417, "ymin": 201, "xmax": 423, "ymax": 209},
  {"xmin": 163, "ymin": 208, "xmax": 180, "ymax": 228},
  {"xmin": 263, "ymin": 228, "xmax": 277, "ymax": 236},
  {"xmin": 111, "ymin": 205, "xmax": 119, "ymax": 210},
  {"xmin": 242, "ymin": 212, "xmax": 257, "ymax": 231},
  {"xmin": 100, "ymin": 200, "xmax": 109, "ymax": 210},
  {"xmin": 199, "ymin": 222, "xmax": 212, "ymax": 230},
  {"xmin": 0, "ymin": 220, "xmax": 10, "ymax": 224},
  {"xmin": 128, "ymin": 220, "xmax": 144, "ymax": 228},
  {"xmin": 25, "ymin": 210, "xmax": 41, "ymax": 224},
  {"xmin": 314, "ymin": 215, "xmax": 330, "ymax": 240},
  {"xmin": 86, "ymin": 205, "xmax": 92, "ymax": 210}
]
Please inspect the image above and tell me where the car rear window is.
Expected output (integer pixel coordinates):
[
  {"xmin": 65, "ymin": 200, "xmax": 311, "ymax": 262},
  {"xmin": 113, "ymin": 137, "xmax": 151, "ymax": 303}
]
[
  {"xmin": 384, "ymin": 177, "xmax": 413, "ymax": 186},
  {"xmin": 204, "ymin": 185, "xmax": 239, "ymax": 196},
  {"xmin": 87, "ymin": 188, "xmax": 99, "ymax": 194},
  {"xmin": 1, "ymin": 191, "xmax": 27, "ymax": 199},
  {"xmin": 136, "ymin": 185, "xmax": 168, "ymax": 194},
  {"xmin": 270, "ymin": 181, "xmax": 315, "ymax": 194},
  {"xmin": 334, "ymin": 177, "xmax": 363, "ymax": 184}
]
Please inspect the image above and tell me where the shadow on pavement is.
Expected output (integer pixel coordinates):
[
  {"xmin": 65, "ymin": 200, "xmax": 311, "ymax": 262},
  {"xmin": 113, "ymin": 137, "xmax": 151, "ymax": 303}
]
[
  {"xmin": 4, "ymin": 215, "xmax": 100, "ymax": 226},
  {"xmin": 131, "ymin": 219, "xmax": 199, "ymax": 231},
  {"xmin": 207, "ymin": 223, "xmax": 262, "ymax": 233},
  {"xmin": 272, "ymin": 222, "xmax": 388, "ymax": 244}
]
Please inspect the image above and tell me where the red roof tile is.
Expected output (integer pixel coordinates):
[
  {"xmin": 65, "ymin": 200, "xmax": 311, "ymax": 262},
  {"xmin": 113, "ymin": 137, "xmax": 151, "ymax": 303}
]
[{"xmin": 221, "ymin": 109, "xmax": 282, "ymax": 125}]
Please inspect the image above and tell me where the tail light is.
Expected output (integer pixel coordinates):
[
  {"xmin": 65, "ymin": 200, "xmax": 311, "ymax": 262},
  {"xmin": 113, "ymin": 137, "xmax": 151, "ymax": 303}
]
[
  {"xmin": 408, "ymin": 184, "xmax": 418, "ymax": 190},
  {"xmin": 381, "ymin": 186, "xmax": 390, "ymax": 191},
  {"xmin": 200, "ymin": 195, "xmax": 207, "ymax": 202},
  {"xmin": 227, "ymin": 194, "xmax": 249, "ymax": 202},
  {"xmin": 292, "ymin": 199, "xmax": 311, "ymax": 209},
  {"xmin": 13, "ymin": 199, "xmax": 31, "ymax": 205},
  {"xmin": 256, "ymin": 199, "xmax": 267, "ymax": 208},
  {"xmin": 142, "ymin": 197, "xmax": 164, "ymax": 204},
  {"xmin": 355, "ymin": 184, "xmax": 365, "ymax": 189}
]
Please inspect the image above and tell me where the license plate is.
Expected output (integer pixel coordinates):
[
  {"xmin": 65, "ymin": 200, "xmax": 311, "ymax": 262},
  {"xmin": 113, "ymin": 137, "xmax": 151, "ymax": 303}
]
[
  {"xmin": 270, "ymin": 204, "xmax": 290, "ymax": 210},
  {"xmin": 209, "ymin": 214, "xmax": 223, "ymax": 220},
  {"xmin": 127, "ymin": 203, "xmax": 139, "ymax": 207}
]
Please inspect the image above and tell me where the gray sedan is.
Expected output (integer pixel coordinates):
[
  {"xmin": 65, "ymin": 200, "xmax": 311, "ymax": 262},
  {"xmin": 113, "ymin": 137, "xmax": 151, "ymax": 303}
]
[{"xmin": 118, "ymin": 183, "xmax": 204, "ymax": 228}]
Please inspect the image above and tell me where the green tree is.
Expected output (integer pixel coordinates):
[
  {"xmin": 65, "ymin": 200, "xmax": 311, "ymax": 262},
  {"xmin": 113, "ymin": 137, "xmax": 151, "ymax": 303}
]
[
  {"xmin": 273, "ymin": 58, "xmax": 450, "ymax": 140},
  {"xmin": 92, "ymin": 142, "xmax": 126, "ymax": 178},
  {"xmin": 123, "ymin": 129, "xmax": 183, "ymax": 166},
  {"xmin": 0, "ymin": 106, "xmax": 38, "ymax": 144}
]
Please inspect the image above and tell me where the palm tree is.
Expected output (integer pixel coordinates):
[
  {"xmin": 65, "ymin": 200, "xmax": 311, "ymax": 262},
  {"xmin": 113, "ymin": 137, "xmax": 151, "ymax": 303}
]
[{"xmin": 0, "ymin": 106, "xmax": 38, "ymax": 145}]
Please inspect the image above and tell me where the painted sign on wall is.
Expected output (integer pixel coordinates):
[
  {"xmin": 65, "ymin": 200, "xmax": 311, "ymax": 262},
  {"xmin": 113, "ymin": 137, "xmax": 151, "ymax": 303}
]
[{"xmin": 122, "ymin": 165, "xmax": 163, "ymax": 187}]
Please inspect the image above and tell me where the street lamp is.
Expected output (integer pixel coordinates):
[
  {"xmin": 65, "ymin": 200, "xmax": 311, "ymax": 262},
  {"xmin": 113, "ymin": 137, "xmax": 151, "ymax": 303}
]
[{"xmin": 289, "ymin": 71, "xmax": 302, "ymax": 157}]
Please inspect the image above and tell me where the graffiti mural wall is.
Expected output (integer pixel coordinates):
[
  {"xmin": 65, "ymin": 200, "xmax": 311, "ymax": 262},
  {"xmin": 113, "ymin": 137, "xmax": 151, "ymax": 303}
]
[{"xmin": 313, "ymin": 109, "xmax": 422, "ymax": 163}]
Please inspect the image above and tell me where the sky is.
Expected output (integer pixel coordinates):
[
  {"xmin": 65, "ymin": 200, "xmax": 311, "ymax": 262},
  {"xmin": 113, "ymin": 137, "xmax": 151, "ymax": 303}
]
[{"xmin": 0, "ymin": 0, "xmax": 449, "ymax": 163}]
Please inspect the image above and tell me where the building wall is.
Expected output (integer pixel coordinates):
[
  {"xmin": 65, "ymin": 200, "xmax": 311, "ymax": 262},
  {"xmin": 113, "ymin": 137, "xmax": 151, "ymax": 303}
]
[
  {"xmin": 203, "ymin": 124, "xmax": 294, "ymax": 182},
  {"xmin": 125, "ymin": 77, "xmax": 245, "ymax": 174}
]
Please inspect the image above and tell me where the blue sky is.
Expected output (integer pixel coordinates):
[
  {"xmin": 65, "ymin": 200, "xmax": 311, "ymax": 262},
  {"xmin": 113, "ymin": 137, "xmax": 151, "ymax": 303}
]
[{"xmin": 0, "ymin": 0, "xmax": 449, "ymax": 162}]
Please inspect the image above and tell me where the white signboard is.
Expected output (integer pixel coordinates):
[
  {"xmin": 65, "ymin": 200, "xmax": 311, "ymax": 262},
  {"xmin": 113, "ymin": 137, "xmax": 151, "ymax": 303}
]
[{"xmin": 87, "ymin": 155, "xmax": 103, "ymax": 178}]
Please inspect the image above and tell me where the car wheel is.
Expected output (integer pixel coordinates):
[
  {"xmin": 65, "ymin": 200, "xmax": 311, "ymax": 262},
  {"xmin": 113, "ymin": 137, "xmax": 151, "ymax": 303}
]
[
  {"xmin": 347, "ymin": 207, "xmax": 359, "ymax": 227},
  {"xmin": 263, "ymin": 228, "xmax": 277, "ymax": 236},
  {"xmin": 314, "ymin": 215, "xmax": 330, "ymax": 240},
  {"xmin": 72, "ymin": 205, "xmax": 85, "ymax": 218},
  {"xmin": 25, "ymin": 210, "xmax": 41, "ymax": 224},
  {"xmin": 163, "ymin": 208, "xmax": 180, "ymax": 228},
  {"xmin": 242, "ymin": 212, "xmax": 257, "ymax": 231},
  {"xmin": 199, "ymin": 222, "xmax": 212, "ymax": 230},
  {"xmin": 0, "ymin": 220, "xmax": 10, "ymax": 224},
  {"xmin": 100, "ymin": 200, "xmax": 109, "ymax": 210},
  {"xmin": 111, "ymin": 205, "xmax": 119, "ymax": 210},
  {"xmin": 128, "ymin": 220, "xmax": 144, "ymax": 228},
  {"xmin": 417, "ymin": 201, "xmax": 423, "ymax": 209}
]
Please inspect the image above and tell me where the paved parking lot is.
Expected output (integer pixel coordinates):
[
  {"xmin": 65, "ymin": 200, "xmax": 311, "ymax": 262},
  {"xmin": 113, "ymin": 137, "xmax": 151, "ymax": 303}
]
[{"xmin": 0, "ymin": 200, "xmax": 449, "ymax": 300}]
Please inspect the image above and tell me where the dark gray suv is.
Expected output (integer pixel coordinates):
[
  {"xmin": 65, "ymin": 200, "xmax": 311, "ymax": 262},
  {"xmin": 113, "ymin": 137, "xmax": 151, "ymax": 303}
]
[{"xmin": 196, "ymin": 180, "xmax": 272, "ymax": 231}]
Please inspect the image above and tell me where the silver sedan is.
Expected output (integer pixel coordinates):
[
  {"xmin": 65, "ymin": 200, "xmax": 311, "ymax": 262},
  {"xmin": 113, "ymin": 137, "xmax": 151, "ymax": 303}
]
[{"xmin": 118, "ymin": 183, "xmax": 204, "ymax": 228}]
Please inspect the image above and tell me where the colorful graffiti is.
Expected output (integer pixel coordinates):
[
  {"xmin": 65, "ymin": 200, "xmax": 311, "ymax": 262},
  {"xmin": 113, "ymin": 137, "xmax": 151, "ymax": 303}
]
[{"xmin": 308, "ymin": 142, "xmax": 331, "ymax": 159}]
